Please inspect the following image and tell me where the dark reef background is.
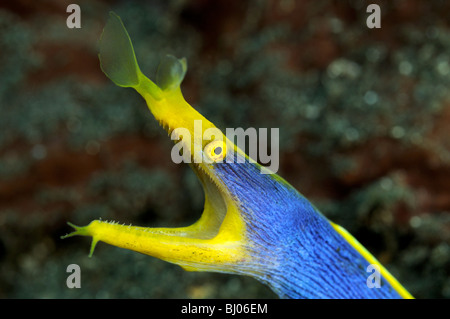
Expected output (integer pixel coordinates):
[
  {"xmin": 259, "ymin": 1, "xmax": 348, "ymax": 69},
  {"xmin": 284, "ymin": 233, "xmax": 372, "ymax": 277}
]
[{"xmin": 0, "ymin": 0, "xmax": 449, "ymax": 298}]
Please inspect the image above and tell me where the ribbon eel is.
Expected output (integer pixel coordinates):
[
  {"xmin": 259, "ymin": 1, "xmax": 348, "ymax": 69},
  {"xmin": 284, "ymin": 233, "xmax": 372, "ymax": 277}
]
[{"xmin": 62, "ymin": 12, "xmax": 413, "ymax": 299}]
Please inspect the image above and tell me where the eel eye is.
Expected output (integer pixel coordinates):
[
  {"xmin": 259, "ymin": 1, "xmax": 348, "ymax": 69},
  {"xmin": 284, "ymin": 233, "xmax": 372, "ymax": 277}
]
[{"xmin": 204, "ymin": 140, "xmax": 226, "ymax": 163}]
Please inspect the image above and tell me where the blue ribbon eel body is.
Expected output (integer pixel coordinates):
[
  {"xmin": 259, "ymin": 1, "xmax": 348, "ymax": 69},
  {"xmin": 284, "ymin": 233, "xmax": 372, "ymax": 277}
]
[{"xmin": 62, "ymin": 12, "xmax": 413, "ymax": 299}]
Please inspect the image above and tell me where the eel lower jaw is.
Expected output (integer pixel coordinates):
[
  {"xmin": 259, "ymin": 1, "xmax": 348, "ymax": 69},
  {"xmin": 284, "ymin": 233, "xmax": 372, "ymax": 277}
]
[{"xmin": 61, "ymin": 159, "xmax": 248, "ymax": 273}]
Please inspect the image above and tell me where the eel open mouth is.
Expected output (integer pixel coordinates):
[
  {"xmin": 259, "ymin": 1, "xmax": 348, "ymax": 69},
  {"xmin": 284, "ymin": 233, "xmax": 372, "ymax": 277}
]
[{"xmin": 62, "ymin": 12, "xmax": 248, "ymax": 272}]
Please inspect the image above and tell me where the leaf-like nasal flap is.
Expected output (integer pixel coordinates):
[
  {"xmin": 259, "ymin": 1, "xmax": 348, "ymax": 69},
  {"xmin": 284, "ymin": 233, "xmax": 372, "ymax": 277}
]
[
  {"xmin": 156, "ymin": 55, "xmax": 187, "ymax": 91},
  {"xmin": 99, "ymin": 11, "xmax": 141, "ymax": 87},
  {"xmin": 98, "ymin": 11, "xmax": 162, "ymax": 100}
]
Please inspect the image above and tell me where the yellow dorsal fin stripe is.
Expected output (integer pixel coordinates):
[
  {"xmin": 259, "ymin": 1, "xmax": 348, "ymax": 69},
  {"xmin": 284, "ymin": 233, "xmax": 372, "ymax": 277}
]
[{"xmin": 330, "ymin": 222, "xmax": 414, "ymax": 299}]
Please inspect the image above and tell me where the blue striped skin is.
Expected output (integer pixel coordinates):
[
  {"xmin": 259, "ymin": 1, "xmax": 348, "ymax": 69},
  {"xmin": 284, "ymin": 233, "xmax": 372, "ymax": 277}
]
[{"xmin": 212, "ymin": 150, "xmax": 402, "ymax": 299}]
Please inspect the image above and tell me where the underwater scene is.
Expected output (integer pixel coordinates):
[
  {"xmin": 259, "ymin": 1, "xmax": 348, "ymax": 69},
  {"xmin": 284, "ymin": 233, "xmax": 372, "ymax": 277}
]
[{"xmin": 0, "ymin": 0, "xmax": 449, "ymax": 299}]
